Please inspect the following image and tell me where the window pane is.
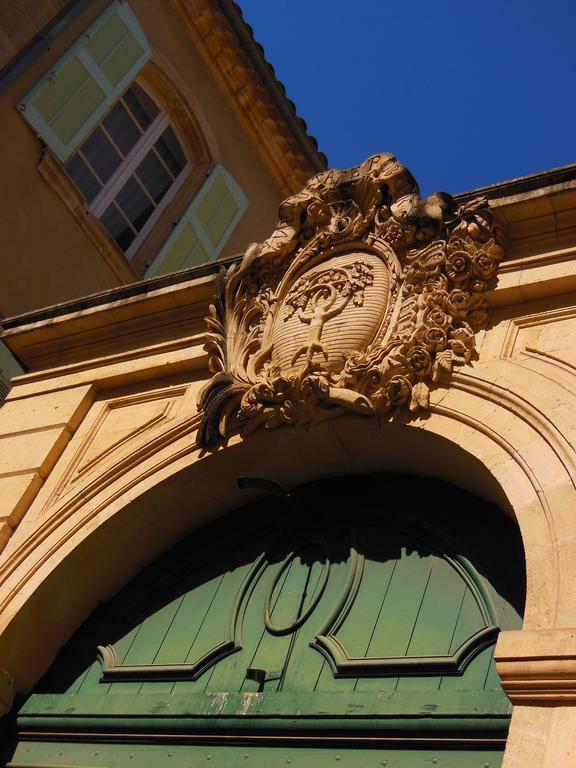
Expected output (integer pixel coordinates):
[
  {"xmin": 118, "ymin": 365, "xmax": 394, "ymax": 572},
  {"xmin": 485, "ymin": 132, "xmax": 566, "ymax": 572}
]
[
  {"xmin": 154, "ymin": 127, "xmax": 187, "ymax": 177},
  {"xmin": 115, "ymin": 176, "xmax": 154, "ymax": 231},
  {"xmin": 123, "ymin": 83, "xmax": 159, "ymax": 131},
  {"xmin": 80, "ymin": 126, "xmax": 121, "ymax": 183},
  {"xmin": 136, "ymin": 151, "xmax": 172, "ymax": 204},
  {"xmin": 100, "ymin": 203, "xmax": 136, "ymax": 251},
  {"xmin": 102, "ymin": 101, "xmax": 141, "ymax": 156},
  {"xmin": 64, "ymin": 153, "xmax": 101, "ymax": 203}
]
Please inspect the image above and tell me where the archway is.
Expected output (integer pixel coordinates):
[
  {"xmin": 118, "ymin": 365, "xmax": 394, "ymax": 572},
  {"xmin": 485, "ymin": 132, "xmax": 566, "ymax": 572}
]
[
  {"xmin": 0, "ymin": 400, "xmax": 557, "ymax": 695},
  {"xmin": 3, "ymin": 474, "xmax": 525, "ymax": 767}
]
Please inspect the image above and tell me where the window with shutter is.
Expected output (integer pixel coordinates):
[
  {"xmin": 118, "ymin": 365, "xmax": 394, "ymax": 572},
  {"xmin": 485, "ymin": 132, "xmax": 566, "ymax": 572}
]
[
  {"xmin": 17, "ymin": 3, "xmax": 232, "ymax": 274},
  {"xmin": 18, "ymin": 2, "xmax": 150, "ymax": 162},
  {"xmin": 145, "ymin": 165, "xmax": 248, "ymax": 276},
  {"xmin": 61, "ymin": 82, "xmax": 190, "ymax": 260}
]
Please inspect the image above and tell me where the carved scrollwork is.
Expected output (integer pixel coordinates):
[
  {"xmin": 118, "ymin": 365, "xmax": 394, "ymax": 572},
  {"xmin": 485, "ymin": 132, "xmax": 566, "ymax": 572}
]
[{"xmin": 198, "ymin": 153, "xmax": 503, "ymax": 448}]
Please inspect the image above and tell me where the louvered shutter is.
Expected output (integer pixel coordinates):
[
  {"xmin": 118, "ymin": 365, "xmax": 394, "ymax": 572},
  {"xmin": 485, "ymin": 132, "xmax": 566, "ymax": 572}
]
[
  {"xmin": 145, "ymin": 165, "xmax": 248, "ymax": 276},
  {"xmin": 18, "ymin": 1, "xmax": 150, "ymax": 162}
]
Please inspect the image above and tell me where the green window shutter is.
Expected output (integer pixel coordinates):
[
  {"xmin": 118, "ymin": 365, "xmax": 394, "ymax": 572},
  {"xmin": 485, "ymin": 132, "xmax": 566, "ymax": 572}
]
[
  {"xmin": 18, "ymin": 1, "xmax": 150, "ymax": 162},
  {"xmin": 0, "ymin": 340, "xmax": 24, "ymax": 405},
  {"xmin": 145, "ymin": 165, "xmax": 249, "ymax": 277}
]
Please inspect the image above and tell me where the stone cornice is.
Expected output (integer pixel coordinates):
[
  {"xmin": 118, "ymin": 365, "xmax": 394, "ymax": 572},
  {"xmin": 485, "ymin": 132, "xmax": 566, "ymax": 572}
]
[
  {"xmin": 1, "ymin": 276, "xmax": 217, "ymax": 373},
  {"xmin": 496, "ymin": 629, "xmax": 576, "ymax": 704},
  {"xmin": 169, "ymin": 0, "xmax": 326, "ymax": 198},
  {"xmin": 3, "ymin": 167, "xmax": 576, "ymax": 375},
  {"xmin": 454, "ymin": 162, "xmax": 576, "ymax": 203}
]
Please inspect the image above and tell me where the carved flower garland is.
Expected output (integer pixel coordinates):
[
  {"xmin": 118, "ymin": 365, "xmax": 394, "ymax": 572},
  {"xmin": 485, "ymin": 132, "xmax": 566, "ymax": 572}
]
[
  {"xmin": 197, "ymin": 157, "xmax": 503, "ymax": 449},
  {"xmin": 350, "ymin": 226, "xmax": 503, "ymax": 415}
]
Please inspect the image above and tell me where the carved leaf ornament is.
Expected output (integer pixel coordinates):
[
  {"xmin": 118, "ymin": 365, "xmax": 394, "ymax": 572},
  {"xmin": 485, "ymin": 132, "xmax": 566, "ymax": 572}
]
[{"xmin": 198, "ymin": 154, "xmax": 503, "ymax": 448}]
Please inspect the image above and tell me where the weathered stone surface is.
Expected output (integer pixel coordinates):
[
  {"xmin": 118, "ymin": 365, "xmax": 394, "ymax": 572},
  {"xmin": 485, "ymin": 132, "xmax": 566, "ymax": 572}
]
[
  {"xmin": 197, "ymin": 154, "xmax": 503, "ymax": 447},
  {"xmin": 1, "ymin": 158, "xmax": 576, "ymax": 767}
]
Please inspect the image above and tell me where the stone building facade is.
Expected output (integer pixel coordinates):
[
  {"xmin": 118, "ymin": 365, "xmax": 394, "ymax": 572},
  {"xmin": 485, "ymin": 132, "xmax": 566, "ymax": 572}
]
[
  {"xmin": 2, "ymin": 2, "xmax": 576, "ymax": 767},
  {"xmin": 1, "ymin": 151, "xmax": 576, "ymax": 765},
  {"xmin": 0, "ymin": 0, "xmax": 325, "ymax": 394}
]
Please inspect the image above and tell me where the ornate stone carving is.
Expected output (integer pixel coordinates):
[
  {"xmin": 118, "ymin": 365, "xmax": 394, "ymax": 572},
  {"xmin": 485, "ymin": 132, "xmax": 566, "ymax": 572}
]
[{"xmin": 198, "ymin": 153, "xmax": 503, "ymax": 448}]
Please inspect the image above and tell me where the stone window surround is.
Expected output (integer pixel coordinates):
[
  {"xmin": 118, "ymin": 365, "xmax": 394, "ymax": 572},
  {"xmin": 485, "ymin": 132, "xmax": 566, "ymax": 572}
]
[{"xmin": 37, "ymin": 61, "xmax": 213, "ymax": 280}]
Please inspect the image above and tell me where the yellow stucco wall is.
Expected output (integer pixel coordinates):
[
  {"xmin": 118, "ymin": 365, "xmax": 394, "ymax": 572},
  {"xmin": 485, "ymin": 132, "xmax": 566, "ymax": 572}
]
[{"xmin": 0, "ymin": 0, "xmax": 309, "ymax": 316}]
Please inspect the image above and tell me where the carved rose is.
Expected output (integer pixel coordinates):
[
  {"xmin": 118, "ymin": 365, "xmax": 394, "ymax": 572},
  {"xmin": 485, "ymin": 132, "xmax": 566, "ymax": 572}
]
[
  {"xmin": 452, "ymin": 325, "xmax": 475, "ymax": 343},
  {"xmin": 425, "ymin": 308, "xmax": 451, "ymax": 330},
  {"xmin": 406, "ymin": 347, "xmax": 432, "ymax": 377},
  {"xmin": 420, "ymin": 326, "xmax": 447, "ymax": 351},
  {"xmin": 446, "ymin": 289, "xmax": 469, "ymax": 316},
  {"xmin": 446, "ymin": 250, "xmax": 471, "ymax": 282},
  {"xmin": 449, "ymin": 326, "xmax": 475, "ymax": 360},
  {"xmin": 385, "ymin": 375, "xmax": 412, "ymax": 405},
  {"xmin": 449, "ymin": 338, "xmax": 472, "ymax": 361},
  {"xmin": 473, "ymin": 251, "xmax": 497, "ymax": 279},
  {"xmin": 425, "ymin": 289, "xmax": 448, "ymax": 309}
]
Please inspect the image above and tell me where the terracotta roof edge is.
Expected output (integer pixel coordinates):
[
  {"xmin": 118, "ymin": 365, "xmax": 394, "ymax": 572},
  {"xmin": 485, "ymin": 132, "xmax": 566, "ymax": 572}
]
[{"xmin": 218, "ymin": 0, "xmax": 327, "ymax": 173}]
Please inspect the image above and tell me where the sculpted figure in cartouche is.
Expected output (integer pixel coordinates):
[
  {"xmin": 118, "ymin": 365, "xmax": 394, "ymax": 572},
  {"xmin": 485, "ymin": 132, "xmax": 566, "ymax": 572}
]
[{"xmin": 198, "ymin": 154, "xmax": 503, "ymax": 448}]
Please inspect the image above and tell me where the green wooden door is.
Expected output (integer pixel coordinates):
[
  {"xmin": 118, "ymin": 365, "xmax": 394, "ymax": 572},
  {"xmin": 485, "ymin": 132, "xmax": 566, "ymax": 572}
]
[
  {"xmin": 6, "ymin": 476, "xmax": 524, "ymax": 767},
  {"xmin": 5, "ymin": 741, "xmax": 507, "ymax": 767}
]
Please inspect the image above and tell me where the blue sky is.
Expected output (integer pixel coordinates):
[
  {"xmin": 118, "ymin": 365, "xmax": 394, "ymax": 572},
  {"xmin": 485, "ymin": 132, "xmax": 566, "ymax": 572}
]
[{"xmin": 240, "ymin": 1, "xmax": 576, "ymax": 196}]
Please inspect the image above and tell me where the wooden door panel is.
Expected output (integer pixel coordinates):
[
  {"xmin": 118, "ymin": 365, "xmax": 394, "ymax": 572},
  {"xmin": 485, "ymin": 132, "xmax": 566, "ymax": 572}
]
[
  {"xmin": 13, "ymin": 476, "xmax": 525, "ymax": 763},
  {"xmin": 8, "ymin": 739, "xmax": 505, "ymax": 767},
  {"xmin": 28, "ymin": 509, "xmax": 516, "ymax": 703}
]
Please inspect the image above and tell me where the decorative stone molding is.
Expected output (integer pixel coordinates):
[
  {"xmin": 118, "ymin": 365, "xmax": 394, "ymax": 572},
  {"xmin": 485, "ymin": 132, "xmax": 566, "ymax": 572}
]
[
  {"xmin": 45, "ymin": 387, "xmax": 188, "ymax": 507},
  {"xmin": 170, "ymin": 0, "xmax": 326, "ymax": 197},
  {"xmin": 496, "ymin": 629, "xmax": 576, "ymax": 704},
  {"xmin": 198, "ymin": 153, "xmax": 504, "ymax": 448}
]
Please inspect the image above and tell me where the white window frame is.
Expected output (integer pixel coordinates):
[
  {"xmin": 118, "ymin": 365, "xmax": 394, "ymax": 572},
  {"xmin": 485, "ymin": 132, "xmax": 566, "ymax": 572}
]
[{"xmin": 68, "ymin": 87, "xmax": 191, "ymax": 261}]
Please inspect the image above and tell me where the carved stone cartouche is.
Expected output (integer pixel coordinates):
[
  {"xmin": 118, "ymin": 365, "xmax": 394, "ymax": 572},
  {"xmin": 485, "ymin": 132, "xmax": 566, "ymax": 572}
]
[{"xmin": 198, "ymin": 153, "xmax": 503, "ymax": 448}]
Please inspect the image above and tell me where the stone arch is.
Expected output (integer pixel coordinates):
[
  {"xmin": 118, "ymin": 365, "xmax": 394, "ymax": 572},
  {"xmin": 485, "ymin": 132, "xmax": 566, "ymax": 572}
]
[
  {"xmin": 139, "ymin": 57, "xmax": 218, "ymax": 168},
  {"xmin": 1, "ymin": 364, "xmax": 572, "ymax": 707}
]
